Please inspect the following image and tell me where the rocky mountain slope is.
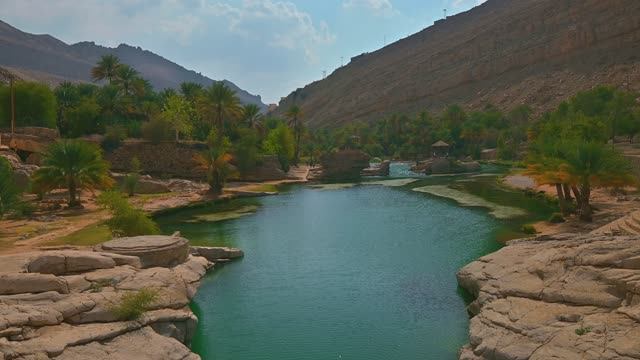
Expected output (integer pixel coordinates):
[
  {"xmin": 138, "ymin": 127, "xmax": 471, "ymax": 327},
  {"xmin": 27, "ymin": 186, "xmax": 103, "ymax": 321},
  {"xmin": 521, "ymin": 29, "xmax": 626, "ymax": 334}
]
[
  {"xmin": 276, "ymin": 0, "xmax": 640, "ymax": 127},
  {"xmin": 0, "ymin": 20, "xmax": 265, "ymax": 108}
]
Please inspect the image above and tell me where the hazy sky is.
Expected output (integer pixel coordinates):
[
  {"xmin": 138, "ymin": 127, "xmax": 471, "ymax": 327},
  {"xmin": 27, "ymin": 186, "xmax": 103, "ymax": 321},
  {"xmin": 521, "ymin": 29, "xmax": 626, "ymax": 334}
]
[{"xmin": 1, "ymin": 0, "xmax": 485, "ymax": 104}]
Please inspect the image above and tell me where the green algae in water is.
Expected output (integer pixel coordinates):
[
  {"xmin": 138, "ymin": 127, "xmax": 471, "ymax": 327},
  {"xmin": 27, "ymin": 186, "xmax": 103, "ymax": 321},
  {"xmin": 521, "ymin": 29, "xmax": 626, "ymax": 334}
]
[
  {"xmin": 185, "ymin": 205, "xmax": 259, "ymax": 223},
  {"xmin": 413, "ymin": 185, "xmax": 527, "ymax": 219}
]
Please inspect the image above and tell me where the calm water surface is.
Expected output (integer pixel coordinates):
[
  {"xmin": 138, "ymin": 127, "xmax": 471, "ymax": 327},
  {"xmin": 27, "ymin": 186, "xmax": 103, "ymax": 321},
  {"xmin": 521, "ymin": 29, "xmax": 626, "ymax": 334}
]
[{"xmin": 156, "ymin": 165, "xmax": 552, "ymax": 359}]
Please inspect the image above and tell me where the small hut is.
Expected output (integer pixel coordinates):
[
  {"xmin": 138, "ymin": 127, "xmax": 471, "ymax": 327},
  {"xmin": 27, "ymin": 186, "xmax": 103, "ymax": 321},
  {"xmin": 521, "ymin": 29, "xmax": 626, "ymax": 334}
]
[{"xmin": 432, "ymin": 140, "xmax": 450, "ymax": 158}]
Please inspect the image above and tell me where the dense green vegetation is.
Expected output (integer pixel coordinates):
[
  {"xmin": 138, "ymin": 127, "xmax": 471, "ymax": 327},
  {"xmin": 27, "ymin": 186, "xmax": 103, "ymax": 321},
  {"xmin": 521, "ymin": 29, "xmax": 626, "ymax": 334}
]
[
  {"xmin": 0, "ymin": 157, "xmax": 21, "ymax": 219},
  {"xmin": 3, "ymin": 53, "xmax": 639, "ymax": 224}
]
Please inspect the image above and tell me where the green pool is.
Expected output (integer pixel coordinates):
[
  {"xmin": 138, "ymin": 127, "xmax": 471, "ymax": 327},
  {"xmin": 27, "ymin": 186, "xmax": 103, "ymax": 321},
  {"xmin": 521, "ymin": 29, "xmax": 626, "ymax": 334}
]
[{"xmin": 156, "ymin": 164, "xmax": 554, "ymax": 360}]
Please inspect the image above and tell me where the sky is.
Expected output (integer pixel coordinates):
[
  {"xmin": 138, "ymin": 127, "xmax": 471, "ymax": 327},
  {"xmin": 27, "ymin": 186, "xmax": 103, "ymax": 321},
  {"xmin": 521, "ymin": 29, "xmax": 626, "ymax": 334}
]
[{"xmin": 1, "ymin": 0, "xmax": 486, "ymax": 104}]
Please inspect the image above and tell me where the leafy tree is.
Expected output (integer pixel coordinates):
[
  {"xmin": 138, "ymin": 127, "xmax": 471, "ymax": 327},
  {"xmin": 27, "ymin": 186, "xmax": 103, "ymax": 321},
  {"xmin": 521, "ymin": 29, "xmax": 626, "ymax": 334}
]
[
  {"xmin": 32, "ymin": 140, "xmax": 113, "ymax": 207},
  {"xmin": 286, "ymin": 105, "xmax": 304, "ymax": 164},
  {"xmin": 161, "ymin": 95, "xmax": 192, "ymax": 141},
  {"xmin": 234, "ymin": 127, "xmax": 260, "ymax": 176},
  {"xmin": 0, "ymin": 157, "xmax": 21, "ymax": 219},
  {"xmin": 91, "ymin": 54, "xmax": 122, "ymax": 84},
  {"xmin": 64, "ymin": 97, "xmax": 102, "ymax": 137},
  {"xmin": 195, "ymin": 130, "xmax": 237, "ymax": 194},
  {"xmin": 0, "ymin": 81, "xmax": 57, "ymax": 128},
  {"xmin": 265, "ymin": 124, "xmax": 294, "ymax": 173}
]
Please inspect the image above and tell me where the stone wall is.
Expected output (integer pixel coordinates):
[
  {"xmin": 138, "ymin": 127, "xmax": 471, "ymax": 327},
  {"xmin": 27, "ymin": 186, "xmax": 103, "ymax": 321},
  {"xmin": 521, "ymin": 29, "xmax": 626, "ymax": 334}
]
[{"xmin": 106, "ymin": 140, "xmax": 207, "ymax": 179}]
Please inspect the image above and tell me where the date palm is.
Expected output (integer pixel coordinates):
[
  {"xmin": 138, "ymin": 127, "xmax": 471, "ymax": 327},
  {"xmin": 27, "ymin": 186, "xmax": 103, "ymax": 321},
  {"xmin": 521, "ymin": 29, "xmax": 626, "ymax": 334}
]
[
  {"xmin": 180, "ymin": 82, "xmax": 204, "ymax": 103},
  {"xmin": 114, "ymin": 65, "xmax": 139, "ymax": 96},
  {"xmin": 194, "ymin": 130, "xmax": 237, "ymax": 195},
  {"xmin": 199, "ymin": 82, "xmax": 242, "ymax": 132},
  {"xmin": 286, "ymin": 105, "xmax": 303, "ymax": 163},
  {"xmin": 242, "ymin": 104, "xmax": 263, "ymax": 131},
  {"xmin": 32, "ymin": 140, "xmax": 113, "ymax": 207},
  {"xmin": 91, "ymin": 54, "xmax": 121, "ymax": 84}
]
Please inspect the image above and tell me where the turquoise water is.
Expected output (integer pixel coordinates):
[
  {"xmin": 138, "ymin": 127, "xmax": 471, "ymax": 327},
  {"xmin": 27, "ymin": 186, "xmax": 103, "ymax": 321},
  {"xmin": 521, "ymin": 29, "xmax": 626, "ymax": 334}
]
[{"xmin": 156, "ymin": 171, "xmax": 533, "ymax": 359}]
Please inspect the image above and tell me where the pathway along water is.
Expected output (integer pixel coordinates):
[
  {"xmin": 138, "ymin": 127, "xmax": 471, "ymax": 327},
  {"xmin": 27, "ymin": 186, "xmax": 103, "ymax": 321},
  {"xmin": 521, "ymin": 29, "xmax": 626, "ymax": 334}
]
[{"xmin": 156, "ymin": 166, "xmax": 553, "ymax": 359}]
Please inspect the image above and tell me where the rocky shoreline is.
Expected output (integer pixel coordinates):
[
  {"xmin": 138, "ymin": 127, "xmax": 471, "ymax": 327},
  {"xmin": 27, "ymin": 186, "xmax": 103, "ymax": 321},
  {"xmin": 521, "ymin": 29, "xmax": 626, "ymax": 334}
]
[
  {"xmin": 0, "ymin": 234, "xmax": 243, "ymax": 359},
  {"xmin": 457, "ymin": 233, "xmax": 640, "ymax": 360}
]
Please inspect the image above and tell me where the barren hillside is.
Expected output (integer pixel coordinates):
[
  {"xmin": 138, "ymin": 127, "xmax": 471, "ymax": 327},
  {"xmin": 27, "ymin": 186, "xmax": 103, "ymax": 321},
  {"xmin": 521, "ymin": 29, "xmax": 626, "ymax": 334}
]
[{"xmin": 276, "ymin": 0, "xmax": 640, "ymax": 127}]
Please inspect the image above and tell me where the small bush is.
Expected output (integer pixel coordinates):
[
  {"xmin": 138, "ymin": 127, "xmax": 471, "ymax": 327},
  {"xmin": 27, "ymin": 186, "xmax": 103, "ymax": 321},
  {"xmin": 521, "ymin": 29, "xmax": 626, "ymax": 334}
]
[
  {"xmin": 575, "ymin": 326, "xmax": 592, "ymax": 336},
  {"xmin": 102, "ymin": 125, "xmax": 126, "ymax": 152},
  {"xmin": 521, "ymin": 224, "xmax": 537, "ymax": 234},
  {"xmin": 122, "ymin": 157, "xmax": 141, "ymax": 197},
  {"xmin": 110, "ymin": 288, "xmax": 159, "ymax": 320},
  {"xmin": 0, "ymin": 157, "xmax": 22, "ymax": 219},
  {"xmin": 548, "ymin": 212, "xmax": 566, "ymax": 223},
  {"xmin": 97, "ymin": 191, "xmax": 159, "ymax": 237},
  {"xmin": 141, "ymin": 117, "xmax": 173, "ymax": 144}
]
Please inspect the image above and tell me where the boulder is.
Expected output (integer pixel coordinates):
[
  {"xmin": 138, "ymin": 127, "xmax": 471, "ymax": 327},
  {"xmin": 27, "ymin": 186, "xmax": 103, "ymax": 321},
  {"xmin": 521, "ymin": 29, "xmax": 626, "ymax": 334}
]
[
  {"xmin": 97, "ymin": 236, "xmax": 190, "ymax": 268},
  {"xmin": 190, "ymin": 246, "xmax": 244, "ymax": 262},
  {"xmin": 112, "ymin": 173, "xmax": 171, "ymax": 194},
  {"xmin": 26, "ymin": 251, "xmax": 140, "ymax": 275},
  {"xmin": 0, "ymin": 273, "xmax": 69, "ymax": 295}
]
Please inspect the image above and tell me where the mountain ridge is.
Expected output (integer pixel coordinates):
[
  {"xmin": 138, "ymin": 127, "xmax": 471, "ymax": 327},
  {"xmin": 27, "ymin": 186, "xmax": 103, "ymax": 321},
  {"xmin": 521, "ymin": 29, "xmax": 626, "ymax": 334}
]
[
  {"xmin": 275, "ymin": 0, "xmax": 640, "ymax": 127},
  {"xmin": 0, "ymin": 20, "xmax": 265, "ymax": 108}
]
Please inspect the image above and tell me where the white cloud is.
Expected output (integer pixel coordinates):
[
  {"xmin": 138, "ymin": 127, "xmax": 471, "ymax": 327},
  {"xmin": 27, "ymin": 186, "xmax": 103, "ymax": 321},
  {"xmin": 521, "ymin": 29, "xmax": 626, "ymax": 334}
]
[
  {"xmin": 342, "ymin": 0, "xmax": 394, "ymax": 15},
  {"xmin": 202, "ymin": 0, "xmax": 335, "ymax": 63}
]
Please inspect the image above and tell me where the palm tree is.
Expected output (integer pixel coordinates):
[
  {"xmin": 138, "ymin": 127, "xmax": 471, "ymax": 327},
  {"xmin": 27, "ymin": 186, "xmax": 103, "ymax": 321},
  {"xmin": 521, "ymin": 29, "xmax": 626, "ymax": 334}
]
[
  {"xmin": 286, "ymin": 105, "xmax": 303, "ymax": 164},
  {"xmin": 199, "ymin": 82, "xmax": 242, "ymax": 132},
  {"xmin": 32, "ymin": 140, "xmax": 113, "ymax": 207},
  {"xmin": 91, "ymin": 54, "xmax": 122, "ymax": 84},
  {"xmin": 114, "ymin": 65, "xmax": 139, "ymax": 96},
  {"xmin": 194, "ymin": 130, "xmax": 237, "ymax": 195},
  {"xmin": 180, "ymin": 82, "xmax": 204, "ymax": 103},
  {"xmin": 242, "ymin": 104, "xmax": 264, "ymax": 130}
]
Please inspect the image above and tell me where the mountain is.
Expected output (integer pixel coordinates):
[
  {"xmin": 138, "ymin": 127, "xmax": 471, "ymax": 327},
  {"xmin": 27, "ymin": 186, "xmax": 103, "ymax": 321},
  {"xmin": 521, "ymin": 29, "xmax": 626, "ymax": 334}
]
[
  {"xmin": 0, "ymin": 20, "xmax": 265, "ymax": 108},
  {"xmin": 275, "ymin": 0, "xmax": 640, "ymax": 128}
]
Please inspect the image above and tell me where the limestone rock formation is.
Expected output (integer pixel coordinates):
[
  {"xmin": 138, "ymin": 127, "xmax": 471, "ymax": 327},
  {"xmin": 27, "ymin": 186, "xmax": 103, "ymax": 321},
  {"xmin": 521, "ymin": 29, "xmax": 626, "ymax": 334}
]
[
  {"xmin": 457, "ymin": 233, "xmax": 640, "ymax": 359},
  {"xmin": 96, "ymin": 236, "xmax": 190, "ymax": 268},
  {"xmin": 276, "ymin": 0, "xmax": 640, "ymax": 127},
  {"xmin": 0, "ymin": 237, "xmax": 237, "ymax": 359}
]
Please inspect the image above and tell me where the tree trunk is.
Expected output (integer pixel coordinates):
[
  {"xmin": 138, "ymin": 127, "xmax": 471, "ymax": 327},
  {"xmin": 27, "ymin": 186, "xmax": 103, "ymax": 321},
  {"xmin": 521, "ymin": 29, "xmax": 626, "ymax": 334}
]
[
  {"xmin": 578, "ymin": 183, "xmax": 592, "ymax": 222},
  {"xmin": 572, "ymin": 186, "xmax": 582, "ymax": 208},
  {"xmin": 175, "ymin": 129, "xmax": 179, "ymax": 142},
  {"xmin": 555, "ymin": 183, "xmax": 567, "ymax": 215},
  {"xmin": 562, "ymin": 183, "xmax": 573, "ymax": 203},
  {"xmin": 68, "ymin": 178, "xmax": 78, "ymax": 207}
]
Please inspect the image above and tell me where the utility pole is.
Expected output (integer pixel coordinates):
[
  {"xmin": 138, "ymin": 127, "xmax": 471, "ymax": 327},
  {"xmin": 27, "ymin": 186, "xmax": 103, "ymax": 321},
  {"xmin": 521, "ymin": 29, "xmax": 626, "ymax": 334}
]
[
  {"xmin": 322, "ymin": 70, "xmax": 327, "ymax": 79},
  {"xmin": 444, "ymin": 9, "xmax": 447, "ymax": 19},
  {"xmin": 10, "ymin": 77, "xmax": 15, "ymax": 136}
]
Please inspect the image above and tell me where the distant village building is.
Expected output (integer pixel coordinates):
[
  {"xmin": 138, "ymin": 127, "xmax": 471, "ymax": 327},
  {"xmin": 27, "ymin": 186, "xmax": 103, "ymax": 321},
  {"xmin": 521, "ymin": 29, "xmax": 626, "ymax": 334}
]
[{"xmin": 432, "ymin": 140, "xmax": 450, "ymax": 158}]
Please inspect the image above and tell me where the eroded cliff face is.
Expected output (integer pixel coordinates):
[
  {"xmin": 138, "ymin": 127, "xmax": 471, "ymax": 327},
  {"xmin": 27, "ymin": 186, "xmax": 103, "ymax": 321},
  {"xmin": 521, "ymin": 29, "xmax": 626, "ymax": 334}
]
[
  {"xmin": 276, "ymin": 0, "xmax": 640, "ymax": 127},
  {"xmin": 457, "ymin": 233, "xmax": 640, "ymax": 360}
]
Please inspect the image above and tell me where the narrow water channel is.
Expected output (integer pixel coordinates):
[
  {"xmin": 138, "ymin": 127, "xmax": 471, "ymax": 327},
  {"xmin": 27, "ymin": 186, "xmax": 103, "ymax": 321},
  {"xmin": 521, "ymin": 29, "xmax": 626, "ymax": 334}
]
[{"xmin": 156, "ymin": 167, "xmax": 549, "ymax": 359}]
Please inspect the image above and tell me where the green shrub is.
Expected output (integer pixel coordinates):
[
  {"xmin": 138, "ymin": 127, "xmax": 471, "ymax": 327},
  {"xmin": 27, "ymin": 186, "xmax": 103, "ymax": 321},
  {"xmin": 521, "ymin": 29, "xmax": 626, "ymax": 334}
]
[
  {"xmin": 575, "ymin": 326, "xmax": 592, "ymax": 336},
  {"xmin": 110, "ymin": 288, "xmax": 158, "ymax": 320},
  {"xmin": 548, "ymin": 212, "xmax": 566, "ymax": 223},
  {"xmin": 102, "ymin": 125, "xmax": 126, "ymax": 152},
  {"xmin": 141, "ymin": 117, "xmax": 173, "ymax": 144},
  {"xmin": 122, "ymin": 157, "xmax": 141, "ymax": 197},
  {"xmin": 264, "ymin": 124, "xmax": 294, "ymax": 173},
  {"xmin": 234, "ymin": 128, "xmax": 260, "ymax": 176},
  {"xmin": 0, "ymin": 157, "xmax": 22, "ymax": 219},
  {"xmin": 97, "ymin": 191, "xmax": 159, "ymax": 237},
  {"xmin": 521, "ymin": 224, "xmax": 537, "ymax": 234}
]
